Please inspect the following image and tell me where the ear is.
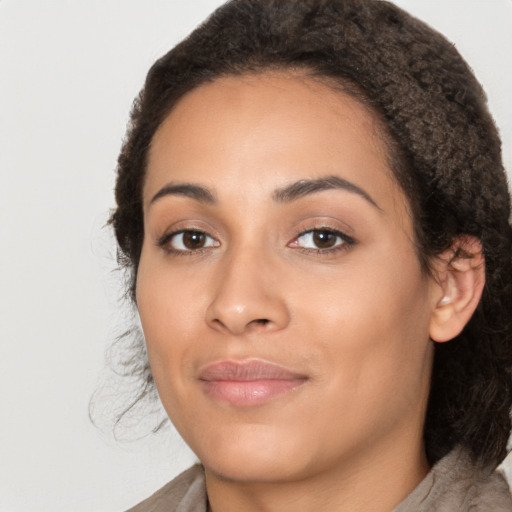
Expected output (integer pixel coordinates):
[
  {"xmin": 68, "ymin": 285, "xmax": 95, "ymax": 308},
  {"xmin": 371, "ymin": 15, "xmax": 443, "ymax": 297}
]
[{"xmin": 429, "ymin": 236, "xmax": 485, "ymax": 343}]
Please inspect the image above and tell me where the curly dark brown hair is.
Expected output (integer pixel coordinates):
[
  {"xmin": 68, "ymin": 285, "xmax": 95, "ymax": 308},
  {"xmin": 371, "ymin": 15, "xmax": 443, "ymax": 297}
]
[{"xmin": 110, "ymin": 0, "xmax": 512, "ymax": 467}]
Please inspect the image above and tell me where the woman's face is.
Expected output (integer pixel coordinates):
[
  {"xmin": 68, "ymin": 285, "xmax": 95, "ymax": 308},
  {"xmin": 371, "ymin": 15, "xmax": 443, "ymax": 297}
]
[{"xmin": 137, "ymin": 73, "xmax": 441, "ymax": 483}]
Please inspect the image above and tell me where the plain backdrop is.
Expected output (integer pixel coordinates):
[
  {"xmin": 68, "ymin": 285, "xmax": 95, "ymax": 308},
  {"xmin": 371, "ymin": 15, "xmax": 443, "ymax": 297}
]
[{"xmin": 1, "ymin": 1, "xmax": 511, "ymax": 511}]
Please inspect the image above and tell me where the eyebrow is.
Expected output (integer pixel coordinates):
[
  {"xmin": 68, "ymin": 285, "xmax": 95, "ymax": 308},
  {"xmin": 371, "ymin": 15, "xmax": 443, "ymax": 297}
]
[
  {"xmin": 150, "ymin": 182, "xmax": 216, "ymax": 205},
  {"xmin": 273, "ymin": 175, "xmax": 381, "ymax": 210},
  {"xmin": 149, "ymin": 175, "xmax": 380, "ymax": 210}
]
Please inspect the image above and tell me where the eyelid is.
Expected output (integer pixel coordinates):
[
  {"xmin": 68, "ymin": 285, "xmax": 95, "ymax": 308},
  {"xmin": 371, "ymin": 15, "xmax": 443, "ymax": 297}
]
[
  {"xmin": 157, "ymin": 228, "xmax": 220, "ymax": 254},
  {"xmin": 288, "ymin": 226, "xmax": 355, "ymax": 252},
  {"xmin": 154, "ymin": 220, "xmax": 354, "ymax": 256}
]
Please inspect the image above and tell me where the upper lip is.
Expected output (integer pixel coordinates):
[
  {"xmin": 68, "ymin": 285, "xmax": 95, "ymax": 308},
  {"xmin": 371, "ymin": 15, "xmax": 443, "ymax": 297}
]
[{"xmin": 198, "ymin": 359, "xmax": 307, "ymax": 381}]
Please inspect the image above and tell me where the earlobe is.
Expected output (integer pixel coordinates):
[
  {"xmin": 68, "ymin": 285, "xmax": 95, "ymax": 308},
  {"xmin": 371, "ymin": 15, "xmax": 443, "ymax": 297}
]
[{"xmin": 429, "ymin": 236, "xmax": 485, "ymax": 343}]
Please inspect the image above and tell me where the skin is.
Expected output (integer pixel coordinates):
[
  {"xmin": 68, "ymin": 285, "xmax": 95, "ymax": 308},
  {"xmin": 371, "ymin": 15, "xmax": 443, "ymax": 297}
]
[{"xmin": 137, "ymin": 72, "xmax": 447, "ymax": 512}]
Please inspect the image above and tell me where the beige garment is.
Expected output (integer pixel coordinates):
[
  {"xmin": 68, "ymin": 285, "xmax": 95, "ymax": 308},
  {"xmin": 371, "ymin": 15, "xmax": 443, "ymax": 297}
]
[
  {"xmin": 126, "ymin": 465, "xmax": 206, "ymax": 512},
  {"xmin": 394, "ymin": 448, "xmax": 512, "ymax": 511},
  {"xmin": 126, "ymin": 448, "xmax": 512, "ymax": 512}
]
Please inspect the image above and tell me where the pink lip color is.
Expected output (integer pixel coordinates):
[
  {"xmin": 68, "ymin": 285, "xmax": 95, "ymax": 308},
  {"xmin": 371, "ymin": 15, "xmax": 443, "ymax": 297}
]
[{"xmin": 198, "ymin": 360, "xmax": 307, "ymax": 407}]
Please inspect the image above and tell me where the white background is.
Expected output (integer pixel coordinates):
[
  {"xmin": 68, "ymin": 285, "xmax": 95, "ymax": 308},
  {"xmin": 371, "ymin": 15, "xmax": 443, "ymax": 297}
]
[{"xmin": 1, "ymin": 1, "xmax": 511, "ymax": 511}]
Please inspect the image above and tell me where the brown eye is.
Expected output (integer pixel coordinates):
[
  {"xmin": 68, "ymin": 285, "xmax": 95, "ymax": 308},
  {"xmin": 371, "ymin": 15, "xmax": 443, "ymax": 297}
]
[
  {"xmin": 312, "ymin": 230, "xmax": 338, "ymax": 249},
  {"xmin": 164, "ymin": 230, "xmax": 219, "ymax": 252},
  {"xmin": 182, "ymin": 231, "xmax": 207, "ymax": 249},
  {"xmin": 291, "ymin": 228, "xmax": 352, "ymax": 251}
]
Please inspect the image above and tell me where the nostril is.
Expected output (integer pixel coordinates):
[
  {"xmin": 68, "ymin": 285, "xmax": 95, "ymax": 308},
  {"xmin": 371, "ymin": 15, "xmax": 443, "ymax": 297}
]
[
  {"xmin": 212, "ymin": 318, "xmax": 227, "ymax": 329},
  {"xmin": 251, "ymin": 319, "xmax": 270, "ymax": 327}
]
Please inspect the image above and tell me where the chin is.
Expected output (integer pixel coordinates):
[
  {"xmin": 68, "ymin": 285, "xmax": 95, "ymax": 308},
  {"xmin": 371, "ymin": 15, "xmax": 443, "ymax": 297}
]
[{"xmin": 188, "ymin": 422, "xmax": 315, "ymax": 483}]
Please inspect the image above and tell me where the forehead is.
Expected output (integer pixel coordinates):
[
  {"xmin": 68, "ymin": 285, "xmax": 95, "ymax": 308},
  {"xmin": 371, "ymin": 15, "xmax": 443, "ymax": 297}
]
[
  {"xmin": 150, "ymin": 71, "xmax": 387, "ymax": 163},
  {"xmin": 145, "ymin": 72, "xmax": 408, "ymax": 221}
]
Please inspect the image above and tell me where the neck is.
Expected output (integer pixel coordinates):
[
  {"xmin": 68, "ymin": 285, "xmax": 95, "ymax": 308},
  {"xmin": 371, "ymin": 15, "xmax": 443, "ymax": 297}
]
[{"xmin": 205, "ymin": 436, "xmax": 430, "ymax": 512}]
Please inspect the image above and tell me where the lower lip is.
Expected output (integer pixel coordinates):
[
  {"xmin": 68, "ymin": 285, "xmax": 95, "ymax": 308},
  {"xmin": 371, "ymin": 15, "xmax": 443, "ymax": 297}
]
[{"xmin": 201, "ymin": 379, "xmax": 306, "ymax": 407}]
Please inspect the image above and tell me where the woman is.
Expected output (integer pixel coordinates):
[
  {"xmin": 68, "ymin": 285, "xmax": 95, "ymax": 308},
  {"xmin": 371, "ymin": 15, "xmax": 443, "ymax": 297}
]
[{"xmin": 111, "ymin": 0, "xmax": 512, "ymax": 510}]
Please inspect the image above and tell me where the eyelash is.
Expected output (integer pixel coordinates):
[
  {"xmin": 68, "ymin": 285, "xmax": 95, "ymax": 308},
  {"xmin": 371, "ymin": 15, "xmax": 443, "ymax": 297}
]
[
  {"xmin": 157, "ymin": 229, "xmax": 219, "ymax": 255},
  {"xmin": 156, "ymin": 227, "xmax": 355, "ymax": 256},
  {"xmin": 290, "ymin": 227, "xmax": 355, "ymax": 255}
]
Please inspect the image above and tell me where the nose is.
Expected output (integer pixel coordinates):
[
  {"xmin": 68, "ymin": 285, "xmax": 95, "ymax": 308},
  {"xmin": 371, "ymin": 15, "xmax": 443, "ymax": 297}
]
[{"xmin": 205, "ymin": 247, "xmax": 290, "ymax": 336}]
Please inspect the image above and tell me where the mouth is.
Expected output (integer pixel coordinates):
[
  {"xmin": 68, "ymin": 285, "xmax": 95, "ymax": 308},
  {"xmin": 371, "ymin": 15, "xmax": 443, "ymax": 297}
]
[{"xmin": 198, "ymin": 359, "xmax": 308, "ymax": 407}]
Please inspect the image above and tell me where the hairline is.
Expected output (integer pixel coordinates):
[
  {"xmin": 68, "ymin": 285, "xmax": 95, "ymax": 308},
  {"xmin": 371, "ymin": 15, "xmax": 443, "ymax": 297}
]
[{"xmin": 142, "ymin": 65, "xmax": 429, "ymax": 273}]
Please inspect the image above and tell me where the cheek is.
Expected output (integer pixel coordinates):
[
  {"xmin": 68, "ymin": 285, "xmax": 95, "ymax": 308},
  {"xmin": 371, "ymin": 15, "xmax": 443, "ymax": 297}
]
[
  {"xmin": 137, "ymin": 242, "xmax": 210, "ymax": 332},
  {"xmin": 136, "ymin": 253, "xmax": 205, "ymax": 390},
  {"xmin": 295, "ymin": 251, "xmax": 429, "ymax": 333},
  {"xmin": 291, "ymin": 248, "xmax": 433, "ymax": 392}
]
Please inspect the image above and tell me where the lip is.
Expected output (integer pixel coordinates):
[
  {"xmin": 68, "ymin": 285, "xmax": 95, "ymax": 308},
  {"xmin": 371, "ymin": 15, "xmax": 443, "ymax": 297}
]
[{"xmin": 198, "ymin": 359, "xmax": 307, "ymax": 407}]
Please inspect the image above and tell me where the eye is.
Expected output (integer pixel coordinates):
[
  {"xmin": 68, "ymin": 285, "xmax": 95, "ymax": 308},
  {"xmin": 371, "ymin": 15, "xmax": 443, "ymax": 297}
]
[
  {"xmin": 159, "ymin": 230, "xmax": 219, "ymax": 253},
  {"xmin": 289, "ymin": 228, "xmax": 353, "ymax": 251}
]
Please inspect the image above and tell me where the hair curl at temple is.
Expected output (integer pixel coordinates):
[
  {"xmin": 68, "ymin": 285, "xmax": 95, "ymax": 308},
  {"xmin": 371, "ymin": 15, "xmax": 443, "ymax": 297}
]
[{"xmin": 109, "ymin": 0, "xmax": 512, "ymax": 466}]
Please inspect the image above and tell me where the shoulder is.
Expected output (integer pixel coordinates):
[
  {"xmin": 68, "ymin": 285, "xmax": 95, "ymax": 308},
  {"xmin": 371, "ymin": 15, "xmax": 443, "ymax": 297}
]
[
  {"xmin": 435, "ymin": 454, "xmax": 512, "ymax": 511},
  {"xmin": 395, "ymin": 448, "xmax": 512, "ymax": 512},
  {"xmin": 125, "ymin": 464, "xmax": 207, "ymax": 512}
]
